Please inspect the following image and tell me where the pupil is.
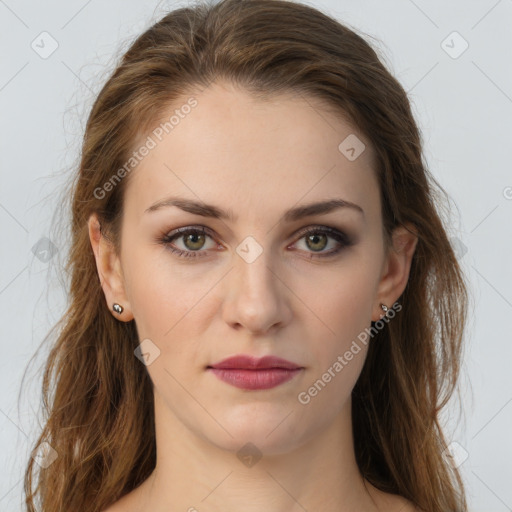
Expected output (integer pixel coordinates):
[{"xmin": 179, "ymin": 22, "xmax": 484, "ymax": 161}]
[
  {"xmin": 186, "ymin": 233, "xmax": 204, "ymax": 249},
  {"xmin": 308, "ymin": 233, "xmax": 327, "ymax": 251}
]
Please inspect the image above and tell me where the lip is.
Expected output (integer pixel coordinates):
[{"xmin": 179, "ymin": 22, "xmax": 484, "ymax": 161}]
[
  {"xmin": 208, "ymin": 355, "xmax": 302, "ymax": 370},
  {"xmin": 207, "ymin": 355, "xmax": 304, "ymax": 390}
]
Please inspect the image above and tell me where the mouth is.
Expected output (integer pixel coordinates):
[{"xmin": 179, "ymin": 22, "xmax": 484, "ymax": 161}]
[
  {"xmin": 206, "ymin": 354, "xmax": 304, "ymax": 390},
  {"xmin": 206, "ymin": 367, "xmax": 303, "ymax": 390},
  {"xmin": 208, "ymin": 354, "xmax": 302, "ymax": 370}
]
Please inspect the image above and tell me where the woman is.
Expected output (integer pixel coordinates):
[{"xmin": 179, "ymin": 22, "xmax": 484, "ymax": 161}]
[{"xmin": 24, "ymin": 0, "xmax": 469, "ymax": 510}]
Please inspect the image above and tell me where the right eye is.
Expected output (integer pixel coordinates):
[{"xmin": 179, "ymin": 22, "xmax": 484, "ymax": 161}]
[{"xmin": 159, "ymin": 226, "xmax": 220, "ymax": 258}]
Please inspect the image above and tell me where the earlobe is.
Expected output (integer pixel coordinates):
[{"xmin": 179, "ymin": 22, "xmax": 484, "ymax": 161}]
[
  {"xmin": 373, "ymin": 223, "xmax": 418, "ymax": 321},
  {"xmin": 87, "ymin": 213, "xmax": 134, "ymax": 322}
]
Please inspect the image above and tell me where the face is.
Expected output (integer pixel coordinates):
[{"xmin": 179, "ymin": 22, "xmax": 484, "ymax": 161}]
[{"xmin": 90, "ymin": 80, "xmax": 413, "ymax": 455}]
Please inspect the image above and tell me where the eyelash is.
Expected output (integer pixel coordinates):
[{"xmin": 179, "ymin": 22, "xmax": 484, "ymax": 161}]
[{"xmin": 158, "ymin": 225, "xmax": 353, "ymax": 260}]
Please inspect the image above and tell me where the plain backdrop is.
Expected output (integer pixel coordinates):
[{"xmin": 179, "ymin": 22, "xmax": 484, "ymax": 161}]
[{"xmin": 1, "ymin": 0, "xmax": 511, "ymax": 510}]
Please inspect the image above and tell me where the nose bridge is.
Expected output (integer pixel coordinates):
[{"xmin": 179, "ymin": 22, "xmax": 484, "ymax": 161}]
[
  {"xmin": 236, "ymin": 237, "xmax": 279, "ymax": 302},
  {"xmin": 223, "ymin": 236, "xmax": 289, "ymax": 333},
  {"xmin": 236, "ymin": 244, "xmax": 275, "ymax": 298}
]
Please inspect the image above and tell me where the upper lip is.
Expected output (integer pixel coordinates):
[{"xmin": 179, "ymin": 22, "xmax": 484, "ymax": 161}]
[{"xmin": 208, "ymin": 355, "xmax": 303, "ymax": 370}]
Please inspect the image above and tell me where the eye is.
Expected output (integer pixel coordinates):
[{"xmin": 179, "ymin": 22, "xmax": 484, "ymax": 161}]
[
  {"xmin": 159, "ymin": 225, "xmax": 353, "ymax": 259},
  {"xmin": 159, "ymin": 226, "xmax": 218, "ymax": 258},
  {"xmin": 289, "ymin": 226, "xmax": 353, "ymax": 258}
]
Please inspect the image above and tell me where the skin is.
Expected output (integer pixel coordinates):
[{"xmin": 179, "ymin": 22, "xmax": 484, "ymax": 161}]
[{"xmin": 89, "ymin": 80, "xmax": 419, "ymax": 512}]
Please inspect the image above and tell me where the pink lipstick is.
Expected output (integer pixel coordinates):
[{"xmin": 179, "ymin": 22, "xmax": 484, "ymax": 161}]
[{"xmin": 207, "ymin": 355, "xmax": 303, "ymax": 390}]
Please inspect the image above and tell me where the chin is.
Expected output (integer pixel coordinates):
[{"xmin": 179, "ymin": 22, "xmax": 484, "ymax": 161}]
[{"xmin": 204, "ymin": 405, "xmax": 309, "ymax": 455}]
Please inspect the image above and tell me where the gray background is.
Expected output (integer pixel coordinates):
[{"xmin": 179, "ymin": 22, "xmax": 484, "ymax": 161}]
[{"xmin": 1, "ymin": 0, "xmax": 511, "ymax": 510}]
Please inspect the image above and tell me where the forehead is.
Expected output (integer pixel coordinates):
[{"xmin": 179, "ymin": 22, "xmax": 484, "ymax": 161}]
[{"xmin": 123, "ymin": 80, "xmax": 380, "ymax": 225}]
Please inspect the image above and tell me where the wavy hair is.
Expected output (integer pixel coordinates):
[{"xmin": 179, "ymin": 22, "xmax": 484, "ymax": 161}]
[{"xmin": 23, "ymin": 0, "xmax": 469, "ymax": 510}]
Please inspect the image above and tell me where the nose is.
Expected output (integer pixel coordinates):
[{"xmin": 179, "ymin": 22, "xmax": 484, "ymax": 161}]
[{"xmin": 221, "ymin": 246, "xmax": 292, "ymax": 335}]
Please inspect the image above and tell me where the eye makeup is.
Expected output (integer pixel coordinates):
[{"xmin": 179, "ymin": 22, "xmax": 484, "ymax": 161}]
[{"xmin": 157, "ymin": 224, "xmax": 355, "ymax": 260}]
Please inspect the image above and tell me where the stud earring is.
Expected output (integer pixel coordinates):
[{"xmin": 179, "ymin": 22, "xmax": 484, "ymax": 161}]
[
  {"xmin": 380, "ymin": 303, "xmax": 389, "ymax": 319},
  {"xmin": 112, "ymin": 303, "xmax": 124, "ymax": 314}
]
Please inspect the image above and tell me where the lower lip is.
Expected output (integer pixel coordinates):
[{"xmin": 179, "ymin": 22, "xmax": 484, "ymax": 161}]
[{"xmin": 207, "ymin": 368, "xmax": 303, "ymax": 390}]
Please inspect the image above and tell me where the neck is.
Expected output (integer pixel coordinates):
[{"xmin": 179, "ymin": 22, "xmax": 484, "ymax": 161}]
[{"xmin": 134, "ymin": 392, "xmax": 382, "ymax": 512}]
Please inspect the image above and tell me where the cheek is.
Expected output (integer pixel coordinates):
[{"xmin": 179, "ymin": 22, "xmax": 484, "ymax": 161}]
[
  {"xmin": 293, "ymin": 262, "xmax": 377, "ymax": 391},
  {"xmin": 299, "ymin": 266, "xmax": 375, "ymax": 339},
  {"xmin": 298, "ymin": 281, "xmax": 372, "ymax": 410},
  {"xmin": 123, "ymin": 247, "xmax": 219, "ymax": 344}
]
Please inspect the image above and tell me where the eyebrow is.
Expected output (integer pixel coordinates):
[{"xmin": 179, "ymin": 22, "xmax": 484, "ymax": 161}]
[{"xmin": 145, "ymin": 196, "xmax": 364, "ymax": 222}]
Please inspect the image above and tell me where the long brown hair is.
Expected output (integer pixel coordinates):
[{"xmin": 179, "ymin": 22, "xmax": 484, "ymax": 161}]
[{"xmin": 23, "ymin": 0, "xmax": 469, "ymax": 510}]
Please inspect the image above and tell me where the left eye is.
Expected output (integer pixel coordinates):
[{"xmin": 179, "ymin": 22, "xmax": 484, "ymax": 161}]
[
  {"xmin": 294, "ymin": 229, "xmax": 340, "ymax": 253},
  {"xmin": 290, "ymin": 226, "xmax": 352, "ymax": 258},
  {"xmin": 159, "ymin": 226, "xmax": 351, "ymax": 259}
]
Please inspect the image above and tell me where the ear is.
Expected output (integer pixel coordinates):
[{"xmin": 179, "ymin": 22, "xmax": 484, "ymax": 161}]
[
  {"xmin": 372, "ymin": 222, "xmax": 418, "ymax": 322},
  {"xmin": 87, "ymin": 213, "xmax": 134, "ymax": 322}
]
